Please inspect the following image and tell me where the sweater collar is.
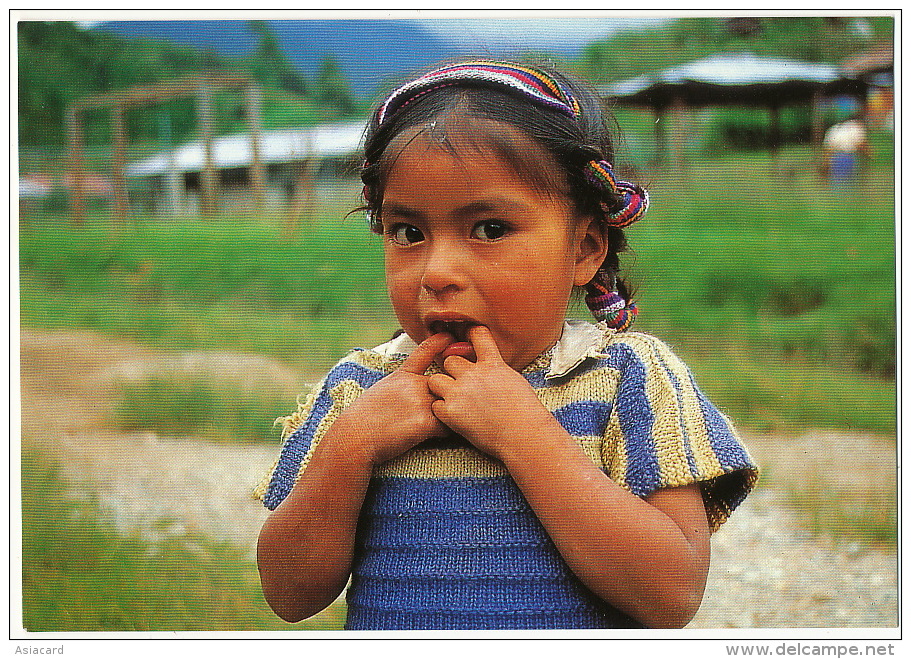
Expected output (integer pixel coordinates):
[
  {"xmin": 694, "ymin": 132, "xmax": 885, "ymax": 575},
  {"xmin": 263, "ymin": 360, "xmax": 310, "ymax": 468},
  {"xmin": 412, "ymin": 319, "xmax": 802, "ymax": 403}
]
[{"xmin": 372, "ymin": 319, "xmax": 610, "ymax": 380}]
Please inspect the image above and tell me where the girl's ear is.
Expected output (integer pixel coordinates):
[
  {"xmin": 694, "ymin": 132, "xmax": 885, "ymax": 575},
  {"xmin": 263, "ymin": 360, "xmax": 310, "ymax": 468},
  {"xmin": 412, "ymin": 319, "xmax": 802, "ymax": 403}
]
[{"xmin": 573, "ymin": 216, "xmax": 610, "ymax": 286}]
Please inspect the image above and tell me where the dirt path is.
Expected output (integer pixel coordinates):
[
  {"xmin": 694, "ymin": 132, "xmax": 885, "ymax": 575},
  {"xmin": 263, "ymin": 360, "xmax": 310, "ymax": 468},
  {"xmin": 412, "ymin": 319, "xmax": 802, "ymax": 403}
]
[{"xmin": 17, "ymin": 328, "xmax": 898, "ymax": 628}]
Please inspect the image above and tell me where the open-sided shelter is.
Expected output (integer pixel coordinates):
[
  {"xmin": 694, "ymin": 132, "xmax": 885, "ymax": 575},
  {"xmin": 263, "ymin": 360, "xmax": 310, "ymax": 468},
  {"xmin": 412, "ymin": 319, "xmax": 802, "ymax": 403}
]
[{"xmin": 598, "ymin": 52, "xmax": 870, "ymax": 162}]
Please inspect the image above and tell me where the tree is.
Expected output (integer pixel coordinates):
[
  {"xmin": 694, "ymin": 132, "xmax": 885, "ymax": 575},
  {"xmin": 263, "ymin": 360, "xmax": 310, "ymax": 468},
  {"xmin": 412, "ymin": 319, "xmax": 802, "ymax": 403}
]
[
  {"xmin": 17, "ymin": 21, "xmax": 229, "ymax": 146},
  {"xmin": 247, "ymin": 20, "xmax": 307, "ymax": 95},
  {"xmin": 314, "ymin": 55, "xmax": 356, "ymax": 116},
  {"xmin": 580, "ymin": 16, "xmax": 894, "ymax": 84}
]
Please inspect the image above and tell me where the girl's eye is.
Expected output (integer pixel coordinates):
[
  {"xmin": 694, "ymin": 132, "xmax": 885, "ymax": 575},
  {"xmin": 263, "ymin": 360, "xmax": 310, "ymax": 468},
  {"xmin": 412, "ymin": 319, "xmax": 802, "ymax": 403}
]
[
  {"xmin": 471, "ymin": 221, "xmax": 509, "ymax": 241},
  {"xmin": 389, "ymin": 224, "xmax": 425, "ymax": 245}
]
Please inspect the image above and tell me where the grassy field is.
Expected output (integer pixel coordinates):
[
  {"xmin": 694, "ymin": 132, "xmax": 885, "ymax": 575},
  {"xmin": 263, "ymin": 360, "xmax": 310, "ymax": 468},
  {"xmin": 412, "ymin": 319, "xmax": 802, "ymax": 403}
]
[
  {"xmin": 20, "ymin": 198, "xmax": 395, "ymax": 374},
  {"xmin": 19, "ymin": 148, "xmax": 895, "ymax": 434},
  {"xmin": 624, "ymin": 149, "xmax": 895, "ymax": 432},
  {"xmin": 20, "ymin": 449, "xmax": 347, "ymax": 631},
  {"xmin": 115, "ymin": 374, "xmax": 295, "ymax": 444}
]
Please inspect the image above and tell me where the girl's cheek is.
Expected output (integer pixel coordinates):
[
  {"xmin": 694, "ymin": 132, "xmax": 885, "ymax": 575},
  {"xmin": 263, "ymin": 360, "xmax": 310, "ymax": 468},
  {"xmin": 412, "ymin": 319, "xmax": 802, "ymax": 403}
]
[{"xmin": 388, "ymin": 275, "xmax": 419, "ymax": 304}]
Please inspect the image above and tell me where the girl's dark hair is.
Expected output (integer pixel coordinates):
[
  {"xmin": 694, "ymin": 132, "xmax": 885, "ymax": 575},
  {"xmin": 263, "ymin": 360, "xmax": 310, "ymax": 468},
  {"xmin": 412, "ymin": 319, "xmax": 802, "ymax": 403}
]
[{"xmin": 360, "ymin": 61, "xmax": 632, "ymax": 301}]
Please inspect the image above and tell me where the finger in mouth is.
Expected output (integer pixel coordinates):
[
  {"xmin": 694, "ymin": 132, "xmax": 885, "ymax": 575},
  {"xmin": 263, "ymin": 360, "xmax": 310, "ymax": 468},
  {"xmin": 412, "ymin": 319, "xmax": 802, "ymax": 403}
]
[{"xmin": 428, "ymin": 320, "xmax": 474, "ymax": 343}]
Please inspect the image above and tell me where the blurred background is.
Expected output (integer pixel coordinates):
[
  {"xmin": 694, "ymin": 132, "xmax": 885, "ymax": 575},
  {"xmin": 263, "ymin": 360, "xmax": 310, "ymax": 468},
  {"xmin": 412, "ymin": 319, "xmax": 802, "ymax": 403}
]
[{"xmin": 17, "ymin": 14, "xmax": 896, "ymax": 631}]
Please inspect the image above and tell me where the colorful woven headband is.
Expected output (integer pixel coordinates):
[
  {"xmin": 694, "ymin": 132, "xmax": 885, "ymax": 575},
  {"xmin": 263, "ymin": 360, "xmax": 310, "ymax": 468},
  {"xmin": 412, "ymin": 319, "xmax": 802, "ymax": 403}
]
[
  {"xmin": 585, "ymin": 278, "xmax": 638, "ymax": 331},
  {"xmin": 371, "ymin": 61, "xmax": 649, "ymax": 229},
  {"xmin": 585, "ymin": 160, "xmax": 649, "ymax": 227},
  {"xmin": 375, "ymin": 61, "xmax": 582, "ymax": 126}
]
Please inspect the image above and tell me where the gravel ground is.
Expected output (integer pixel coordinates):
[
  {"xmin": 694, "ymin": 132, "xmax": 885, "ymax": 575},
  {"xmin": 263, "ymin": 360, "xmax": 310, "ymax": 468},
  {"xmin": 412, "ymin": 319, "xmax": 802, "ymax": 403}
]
[
  {"xmin": 692, "ymin": 488, "xmax": 896, "ymax": 628},
  {"xmin": 18, "ymin": 329, "xmax": 899, "ymax": 629}
]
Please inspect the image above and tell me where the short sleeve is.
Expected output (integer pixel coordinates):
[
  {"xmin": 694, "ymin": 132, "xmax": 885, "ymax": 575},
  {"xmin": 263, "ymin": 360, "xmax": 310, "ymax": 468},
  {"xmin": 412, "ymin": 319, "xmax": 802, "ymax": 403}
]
[
  {"xmin": 599, "ymin": 334, "xmax": 758, "ymax": 531},
  {"xmin": 252, "ymin": 349, "xmax": 392, "ymax": 510}
]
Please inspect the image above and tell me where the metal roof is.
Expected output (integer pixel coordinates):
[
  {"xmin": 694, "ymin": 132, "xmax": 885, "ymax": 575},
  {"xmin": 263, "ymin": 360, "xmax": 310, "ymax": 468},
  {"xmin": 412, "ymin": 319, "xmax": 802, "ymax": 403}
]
[
  {"xmin": 599, "ymin": 52, "xmax": 866, "ymax": 107},
  {"xmin": 126, "ymin": 120, "xmax": 366, "ymax": 177}
]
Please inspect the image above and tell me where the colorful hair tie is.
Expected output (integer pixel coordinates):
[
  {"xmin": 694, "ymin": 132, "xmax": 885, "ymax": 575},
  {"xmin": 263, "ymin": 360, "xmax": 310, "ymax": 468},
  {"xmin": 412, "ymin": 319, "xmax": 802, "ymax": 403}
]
[
  {"xmin": 585, "ymin": 278, "xmax": 638, "ymax": 331},
  {"xmin": 584, "ymin": 160, "xmax": 649, "ymax": 227},
  {"xmin": 376, "ymin": 61, "xmax": 582, "ymax": 126}
]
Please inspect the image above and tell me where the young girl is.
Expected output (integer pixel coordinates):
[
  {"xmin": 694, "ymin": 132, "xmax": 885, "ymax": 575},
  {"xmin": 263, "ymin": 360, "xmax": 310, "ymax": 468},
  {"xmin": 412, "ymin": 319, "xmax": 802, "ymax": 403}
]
[{"xmin": 255, "ymin": 61, "xmax": 758, "ymax": 630}]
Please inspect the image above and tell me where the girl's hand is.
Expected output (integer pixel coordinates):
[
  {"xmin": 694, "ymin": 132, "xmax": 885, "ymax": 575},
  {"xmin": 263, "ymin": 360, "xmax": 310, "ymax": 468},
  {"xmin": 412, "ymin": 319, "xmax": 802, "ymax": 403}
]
[
  {"xmin": 336, "ymin": 332, "xmax": 453, "ymax": 466},
  {"xmin": 258, "ymin": 334, "xmax": 452, "ymax": 623},
  {"xmin": 427, "ymin": 325, "xmax": 558, "ymax": 462},
  {"xmin": 430, "ymin": 325, "xmax": 710, "ymax": 627}
]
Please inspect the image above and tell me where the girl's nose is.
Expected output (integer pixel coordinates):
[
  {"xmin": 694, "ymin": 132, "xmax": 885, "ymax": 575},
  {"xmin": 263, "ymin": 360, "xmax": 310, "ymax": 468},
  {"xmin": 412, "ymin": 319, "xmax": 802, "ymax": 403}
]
[{"xmin": 421, "ymin": 240, "xmax": 465, "ymax": 295}]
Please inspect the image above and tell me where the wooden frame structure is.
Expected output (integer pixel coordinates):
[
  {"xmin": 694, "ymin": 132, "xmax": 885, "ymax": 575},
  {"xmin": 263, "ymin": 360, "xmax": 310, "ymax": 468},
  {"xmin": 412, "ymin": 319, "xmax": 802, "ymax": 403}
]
[{"xmin": 67, "ymin": 74, "xmax": 265, "ymax": 225}]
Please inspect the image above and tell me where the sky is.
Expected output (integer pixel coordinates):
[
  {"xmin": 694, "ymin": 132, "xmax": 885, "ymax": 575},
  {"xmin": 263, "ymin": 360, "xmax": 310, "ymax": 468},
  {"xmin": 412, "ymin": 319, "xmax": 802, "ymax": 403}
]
[
  {"xmin": 73, "ymin": 14, "xmax": 675, "ymax": 54},
  {"xmin": 416, "ymin": 16, "xmax": 673, "ymax": 52}
]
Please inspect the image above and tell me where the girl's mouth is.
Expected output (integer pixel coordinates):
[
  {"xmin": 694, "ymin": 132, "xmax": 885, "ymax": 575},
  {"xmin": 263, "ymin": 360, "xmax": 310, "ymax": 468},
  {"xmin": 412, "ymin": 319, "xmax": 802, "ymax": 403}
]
[
  {"xmin": 428, "ymin": 319, "xmax": 475, "ymax": 343},
  {"xmin": 427, "ymin": 319, "xmax": 478, "ymax": 362}
]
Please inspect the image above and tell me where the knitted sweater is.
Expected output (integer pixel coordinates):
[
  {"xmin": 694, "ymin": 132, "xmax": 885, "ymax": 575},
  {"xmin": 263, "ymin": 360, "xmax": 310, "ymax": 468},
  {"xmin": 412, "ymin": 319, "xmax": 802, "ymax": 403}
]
[{"xmin": 255, "ymin": 321, "xmax": 758, "ymax": 630}]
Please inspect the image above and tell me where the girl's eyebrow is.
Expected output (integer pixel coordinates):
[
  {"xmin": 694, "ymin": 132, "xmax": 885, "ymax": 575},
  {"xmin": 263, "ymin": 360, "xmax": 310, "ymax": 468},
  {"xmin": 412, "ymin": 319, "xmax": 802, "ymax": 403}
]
[
  {"xmin": 381, "ymin": 202, "xmax": 424, "ymax": 219},
  {"xmin": 454, "ymin": 198, "xmax": 531, "ymax": 217}
]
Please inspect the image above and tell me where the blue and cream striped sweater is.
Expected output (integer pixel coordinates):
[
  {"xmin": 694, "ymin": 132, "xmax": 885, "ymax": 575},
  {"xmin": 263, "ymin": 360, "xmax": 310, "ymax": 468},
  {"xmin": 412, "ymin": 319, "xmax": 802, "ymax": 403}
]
[{"xmin": 255, "ymin": 321, "xmax": 758, "ymax": 629}]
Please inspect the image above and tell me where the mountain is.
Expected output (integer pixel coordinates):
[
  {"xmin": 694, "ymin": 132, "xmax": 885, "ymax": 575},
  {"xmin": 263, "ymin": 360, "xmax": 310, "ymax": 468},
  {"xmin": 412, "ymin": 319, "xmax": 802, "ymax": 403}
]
[{"xmin": 94, "ymin": 19, "xmax": 470, "ymax": 100}]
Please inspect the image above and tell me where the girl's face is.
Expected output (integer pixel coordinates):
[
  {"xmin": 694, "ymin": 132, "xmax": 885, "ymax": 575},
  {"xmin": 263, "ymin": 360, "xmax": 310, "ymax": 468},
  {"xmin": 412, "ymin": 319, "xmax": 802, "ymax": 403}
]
[{"xmin": 379, "ymin": 128, "xmax": 608, "ymax": 370}]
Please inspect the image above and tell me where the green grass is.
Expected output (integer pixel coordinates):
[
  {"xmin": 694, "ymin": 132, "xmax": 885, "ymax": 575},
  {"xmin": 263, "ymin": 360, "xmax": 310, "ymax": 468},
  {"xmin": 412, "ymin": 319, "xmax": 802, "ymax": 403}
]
[
  {"xmin": 21, "ymin": 449, "xmax": 347, "ymax": 631},
  {"xmin": 630, "ymin": 153, "xmax": 894, "ymax": 368},
  {"xmin": 19, "ymin": 147, "xmax": 895, "ymax": 432},
  {"xmin": 676, "ymin": 345, "xmax": 895, "ymax": 433},
  {"xmin": 19, "ymin": 206, "xmax": 384, "ymax": 313},
  {"xmin": 785, "ymin": 480, "xmax": 897, "ymax": 549},
  {"xmin": 115, "ymin": 375, "xmax": 299, "ymax": 444},
  {"xmin": 19, "ymin": 198, "xmax": 398, "ymax": 376}
]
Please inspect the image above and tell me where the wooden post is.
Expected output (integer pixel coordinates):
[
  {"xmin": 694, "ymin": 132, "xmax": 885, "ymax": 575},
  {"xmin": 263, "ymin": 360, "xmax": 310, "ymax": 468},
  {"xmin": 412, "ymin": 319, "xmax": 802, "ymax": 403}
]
[
  {"xmin": 810, "ymin": 89, "xmax": 824, "ymax": 174},
  {"xmin": 653, "ymin": 104, "xmax": 667, "ymax": 166},
  {"xmin": 282, "ymin": 160, "xmax": 312, "ymax": 240},
  {"xmin": 66, "ymin": 108, "xmax": 86, "ymax": 227},
  {"xmin": 246, "ymin": 84, "xmax": 266, "ymax": 208},
  {"xmin": 160, "ymin": 111, "xmax": 183, "ymax": 216},
  {"xmin": 811, "ymin": 89, "xmax": 823, "ymax": 146},
  {"xmin": 111, "ymin": 105, "xmax": 128, "ymax": 225},
  {"xmin": 769, "ymin": 104, "xmax": 781, "ymax": 159},
  {"xmin": 68, "ymin": 74, "xmax": 264, "ymax": 220},
  {"xmin": 670, "ymin": 95, "xmax": 686, "ymax": 171},
  {"xmin": 197, "ymin": 81, "xmax": 217, "ymax": 216}
]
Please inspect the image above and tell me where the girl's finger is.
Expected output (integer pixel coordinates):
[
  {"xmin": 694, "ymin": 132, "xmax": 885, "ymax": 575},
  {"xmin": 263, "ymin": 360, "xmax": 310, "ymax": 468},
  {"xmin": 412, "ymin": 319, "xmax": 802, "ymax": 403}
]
[
  {"xmin": 430, "ymin": 398, "xmax": 447, "ymax": 423},
  {"xmin": 442, "ymin": 354, "xmax": 472, "ymax": 377},
  {"xmin": 467, "ymin": 325, "xmax": 503, "ymax": 362},
  {"xmin": 399, "ymin": 332, "xmax": 453, "ymax": 374},
  {"xmin": 426, "ymin": 372, "xmax": 454, "ymax": 397}
]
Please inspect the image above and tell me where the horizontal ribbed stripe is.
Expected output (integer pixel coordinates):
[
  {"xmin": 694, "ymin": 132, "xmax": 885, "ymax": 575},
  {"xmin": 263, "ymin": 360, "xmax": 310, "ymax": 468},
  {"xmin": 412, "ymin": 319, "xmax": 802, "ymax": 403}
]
[
  {"xmin": 354, "ymin": 544, "xmax": 568, "ymax": 579},
  {"xmin": 376, "ymin": 445, "xmax": 507, "ymax": 479},
  {"xmin": 348, "ymin": 574, "xmax": 601, "ymax": 612},
  {"xmin": 361, "ymin": 509, "xmax": 548, "ymax": 549},
  {"xmin": 345, "ymin": 604, "xmax": 641, "ymax": 630},
  {"xmin": 364, "ymin": 475, "xmax": 530, "ymax": 515},
  {"xmin": 349, "ymin": 472, "xmax": 641, "ymax": 628}
]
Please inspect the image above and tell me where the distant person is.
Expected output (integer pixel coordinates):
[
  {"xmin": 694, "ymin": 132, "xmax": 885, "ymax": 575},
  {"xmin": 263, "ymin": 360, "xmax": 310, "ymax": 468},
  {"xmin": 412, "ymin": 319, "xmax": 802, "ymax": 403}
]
[
  {"xmin": 822, "ymin": 114, "xmax": 871, "ymax": 181},
  {"xmin": 255, "ymin": 61, "xmax": 758, "ymax": 630}
]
